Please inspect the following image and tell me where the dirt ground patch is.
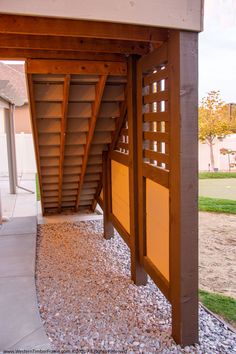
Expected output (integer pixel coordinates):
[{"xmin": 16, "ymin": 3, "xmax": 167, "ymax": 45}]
[{"xmin": 199, "ymin": 212, "xmax": 236, "ymax": 298}]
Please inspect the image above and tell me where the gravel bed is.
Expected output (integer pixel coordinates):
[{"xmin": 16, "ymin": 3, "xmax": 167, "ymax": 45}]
[{"xmin": 36, "ymin": 221, "xmax": 236, "ymax": 353}]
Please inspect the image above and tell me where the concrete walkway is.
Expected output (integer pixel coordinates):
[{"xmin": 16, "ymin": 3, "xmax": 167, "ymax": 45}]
[
  {"xmin": 0, "ymin": 216, "xmax": 51, "ymax": 351},
  {"xmin": 0, "ymin": 176, "xmax": 36, "ymax": 219},
  {"xmin": 0, "ymin": 175, "xmax": 103, "ymax": 351}
]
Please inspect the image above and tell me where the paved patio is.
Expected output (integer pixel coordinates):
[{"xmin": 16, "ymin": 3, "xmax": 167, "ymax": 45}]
[
  {"xmin": 0, "ymin": 175, "xmax": 102, "ymax": 351},
  {"xmin": 0, "ymin": 174, "xmax": 36, "ymax": 219},
  {"xmin": 0, "ymin": 176, "xmax": 51, "ymax": 351},
  {"xmin": 0, "ymin": 216, "xmax": 51, "ymax": 351}
]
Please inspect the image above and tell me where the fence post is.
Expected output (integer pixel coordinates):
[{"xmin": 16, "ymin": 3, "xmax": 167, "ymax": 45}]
[
  {"xmin": 102, "ymin": 151, "xmax": 114, "ymax": 239},
  {"xmin": 128, "ymin": 56, "xmax": 147, "ymax": 285}
]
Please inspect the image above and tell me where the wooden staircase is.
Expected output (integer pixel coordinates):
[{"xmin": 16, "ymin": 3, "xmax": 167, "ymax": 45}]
[{"xmin": 26, "ymin": 60, "xmax": 127, "ymax": 214}]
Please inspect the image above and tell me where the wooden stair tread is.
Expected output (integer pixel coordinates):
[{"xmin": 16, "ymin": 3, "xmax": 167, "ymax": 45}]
[{"xmin": 29, "ymin": 70, "xmax": 126, "ymax": 214}]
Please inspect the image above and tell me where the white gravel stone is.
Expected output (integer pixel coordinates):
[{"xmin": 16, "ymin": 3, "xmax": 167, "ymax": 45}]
[{"xmin": 36, "ymin": 221, "xmax": 236, "ymax": 353}]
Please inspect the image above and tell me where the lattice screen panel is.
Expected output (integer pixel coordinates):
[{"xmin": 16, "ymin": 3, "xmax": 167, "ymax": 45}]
[
  {"xmin": 142, "ymin": 63, "xmax": 169, "ymax": 171},
  {"xmin": 115, "ymin": 119, "xmax": 129, "ymax": 155}
]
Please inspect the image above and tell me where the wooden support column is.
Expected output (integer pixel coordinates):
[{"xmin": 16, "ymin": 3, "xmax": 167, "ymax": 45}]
[
  {"xmin": 102, "ymin": 151, "xmax": 114, "ymax": 239},
  {"xmin": 128, "ymin": 56, "xmax": 147, "ymax": 285},
  {"xmin": 168, "ymin": 30, "xmax": 198, "ymax": 345}
]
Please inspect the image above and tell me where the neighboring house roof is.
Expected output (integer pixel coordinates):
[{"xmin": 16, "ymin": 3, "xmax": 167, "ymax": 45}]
[{"xmin": 0, "ymin": 62, "xmax": 27, "ymax": 106}]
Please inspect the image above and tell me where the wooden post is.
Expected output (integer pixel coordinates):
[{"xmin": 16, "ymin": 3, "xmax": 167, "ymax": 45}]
[
  {"xmin": 168, "ymin": 30, "xmax": 199, "ymax": 345},
  {"xmin": 102, "ymin": 151, "xmax": 114, "ymax": 239},
  {"xmin": 128, "ymin": 56, "xmax": 147, "ymax": 285}
]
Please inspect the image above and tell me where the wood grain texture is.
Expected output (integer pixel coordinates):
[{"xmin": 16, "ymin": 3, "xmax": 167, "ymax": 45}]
[
  {"xmin": 0, "ymin": 48, "xmax": 127, "ymax": 61},
  {"xmin": 58, "ymin": 75, "xmax": 70, "ymax": 211},
  {"xmin": 109, "ymin": 96, "xmax": 127, "ymax": 151},
  {"xmin": 142, "ymin": 163, "xmax": 169, "ymax": 188},
  {"xmin": 138, "ymin": 42, "xmax": 168, "ymax": 73},
  {"xmin": 102, "ymin": 152, "xmax": 114, "ymax": 239},
  {"xmin": 137, "ymin": 54, "xmax": 146, "ymax": 264},
  {"xmin": 76, "ymin": 75, "xmax": 107, "ymax": 210},
  {"xmin": 128, "ymin": 56, "xmax": 147, "ymax": 285},
  {"xmin": 109, "ymin": 150, "xmax": 129, "ymax": 167},
  {"xmin": 0, "ymin": 33, "xmax": 149, "ymax": 55},
  {"xmin": 110, "ymin": 213, "xmax": 130, "ymax": 247},
  {"xmin": 27, "ymin": 59, "xmax": 127, "ymax": 76},
  {"xmin": 143, "ymin": 257, "xmax": 169, "ymax": 299},
  {"xmin": 0, "ymin": 14, "xmax": 168, "ymax": 42},
  {"xmin": 168, "ymin": 30, "xmax": 198, "ymax": 346}
]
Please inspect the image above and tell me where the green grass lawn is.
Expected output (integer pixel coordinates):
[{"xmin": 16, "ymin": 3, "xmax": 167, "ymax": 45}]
[
  {"xmin": 35, "ymin": 174, "xmax": 40, "ymax": 201},
  {"xmin": 199, "ymin": 172, "xmax": 236, "ymax": 179},
  {"xmin": 199, "ymin": 290, "xmax": 236, "ymax": 327},
  {"xmin": 199, "ymin": 196, "xmax": 236, "ymax": 214}
]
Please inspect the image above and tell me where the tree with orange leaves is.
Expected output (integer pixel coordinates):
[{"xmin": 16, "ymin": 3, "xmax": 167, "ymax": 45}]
[{"xmin": 199, "ymin": 90, "xmax": 232, "ymax": 171}]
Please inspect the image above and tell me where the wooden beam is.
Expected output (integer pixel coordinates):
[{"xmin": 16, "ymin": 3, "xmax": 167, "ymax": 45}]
[
  {"xmin": 110, "ymin": 93, "xmax": 127, "ymax": 151},
  {"xmin": 143, "ymin": 257, "xmax": 169, "ymax": 299},
  {"xmin": 168, "ymin": 30, "xmax": 198, "ymax": 346},
  {"xmin": 137, "ymin": 58, "xmax": 147, "ymax": 267},
  {"xmin": 26, "ymin": 73, "xmax": 45, "ymax": 214},
  {"xmin": 109, "ymin": 150, "xmax": 129, "ymax": 167},
  {"xmin": 97, "ymin": 196, "xmax": 103, "ymax": 210},
  {"xmin": 91, "ymin": 175, "xmax": 102, "ymax": 212},
  {"xmin": 58, "ymin": 75, "xmax": 70, "ymax": 212},
  {"xmin": 110, "ymin": 213, "xmax": 130, "ymax": 247},
  {"xmin": 138, "ymin": 42, "xmax": 168, "ymax": 72},
  {"xmin": 128, "ymin": 56, "xmax": 147, "ymax": 285},
  {"xmin": 27, "ymin": 59, "xmax": 127, "ymax": 76},
  {"xmin": 142, "ymin": 163, "xmax": 169, "ymax": 188},
  {"xmin": 76, "ymin": 75, "xmax": 107, "ymax": 210},
  {"xmin": 0, "ymin": 48, "xmax": 127, "ymax": 62},
  {"xmin": 92, "ymin": 88, "xmax": 128, "ymax": 211},
  {"xmin": 102, "ymin": 152, "xmax": 114, "ymax": 239},
  {"xmin": 0, "ymin": 14, "xmax": 168, "ymax": 43},
  {"xmin": 0, "ymin": 33, "xmax": 149, "ymax": 55}
]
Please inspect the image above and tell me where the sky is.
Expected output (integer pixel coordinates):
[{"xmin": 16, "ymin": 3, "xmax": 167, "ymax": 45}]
[{"xmin": 199, "ymin": 0, "xmax": 236, "ymax": 103}]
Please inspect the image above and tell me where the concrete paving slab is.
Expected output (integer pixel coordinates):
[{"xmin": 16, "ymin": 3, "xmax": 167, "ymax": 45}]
[
  {"xmin": 0, "ymin": 276, "xmax": 44, "ymax": 350},
  {"xmin": 0, "ymin": 178, "xmax": 36, "ymax": 219},
  {"xmin": 1, "ymin": 193, "xmax": 16, "ymax": 218},
  {"xmin": 0, "ymin": 216, "xmax": 36, "ymax": 236},
  {"xmin": 14, "ymin": 194, "xmax": 37, "ymax": 217},
  {"xmin": 7, "ymin": 326, "xmax": 51, "ymax": 351},
  {"xmin": 37, "ymin": 201, "xmax": 103, "ymax": 224},
  {"xmin": 0, "ymin": 214, "xmax": 51, "ymax": 351},
  {"xmin": 0, "ymin": 234, "xmax": 35, "ymax": 277},
  {"xmin": 14, "ymin": 180, "xmax": 36, "ymax": 217},
  {"xmin": 38, "ymin": 212, "xmax": 103, "ymax": 224}
]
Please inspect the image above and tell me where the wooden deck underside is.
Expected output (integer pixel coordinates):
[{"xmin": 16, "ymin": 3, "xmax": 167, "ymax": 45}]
[{"xmin": 26, "ymin": 61, "xmax": 127, "ymax": 214}]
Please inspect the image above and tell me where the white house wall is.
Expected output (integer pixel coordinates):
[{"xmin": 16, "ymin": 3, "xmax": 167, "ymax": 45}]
[
  {"xmin": 1, "ymin": 133, "xmax": 235, "ymax": 177},
  {"xmin": 0, "ymin": 0, "xmax": 204, "ymax": 31},
  {"xmin": 199, "ymin": 135, "xmax": 236, "ymax": 171},
  {"xmin": 0, "ymin": 133, "xmax": 36, "ymax": 176}
]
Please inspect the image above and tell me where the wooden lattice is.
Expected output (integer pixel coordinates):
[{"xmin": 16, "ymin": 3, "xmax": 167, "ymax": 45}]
[
  {"xmin": 115, "ymin": 119, "xmax": 129, "ymax": 155},
  {"xmin": 142, "ymin": 63, "xmax": 169, "ymax": 171}
]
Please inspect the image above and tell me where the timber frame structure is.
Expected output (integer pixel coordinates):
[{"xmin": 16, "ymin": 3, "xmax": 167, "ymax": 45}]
[{"xmin": 0, "ymin": 12, "xmax": 199, "ymax": 346}]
